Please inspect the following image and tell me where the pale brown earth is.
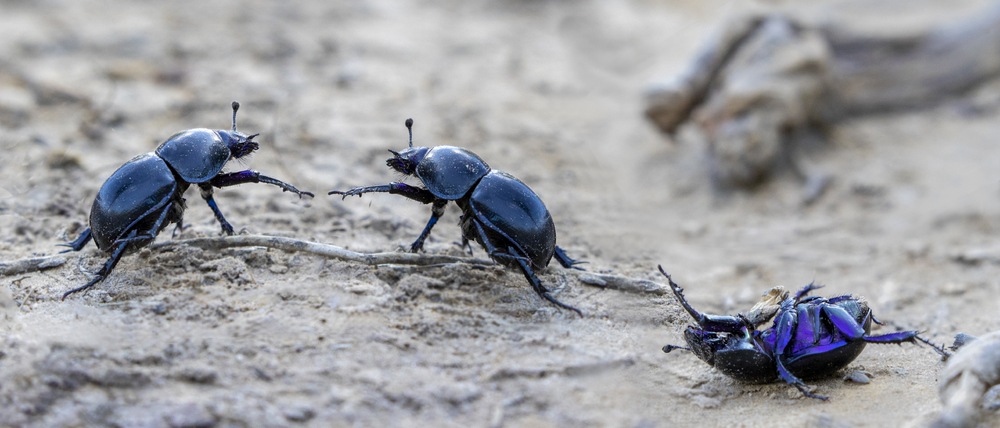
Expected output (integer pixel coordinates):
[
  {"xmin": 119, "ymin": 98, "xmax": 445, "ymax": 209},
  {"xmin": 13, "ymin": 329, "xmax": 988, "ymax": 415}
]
[{"xmin": 1, "ymin": 0, "xmax": 999, "ymax": 427}]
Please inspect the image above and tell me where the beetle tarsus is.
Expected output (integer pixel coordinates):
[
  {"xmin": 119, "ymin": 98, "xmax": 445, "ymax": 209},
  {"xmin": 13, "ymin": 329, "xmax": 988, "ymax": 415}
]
[
  {"xmin": 916, "ymin": 334, "xmax": 952, "ymax": 360},
  {"xmin": 62, "ymin": 238, "xmax": 131, "ymax": 300},
  {"xmin": 410, "ymin": 200, "xmax": 448, "ymax": 253},
  {"xmin": 553, "ymin": 246, "xmax": 587, "ymax": 271},
  {"xmin": 59, "ymin": 228, "xmax": 93, "ymax": 253}
]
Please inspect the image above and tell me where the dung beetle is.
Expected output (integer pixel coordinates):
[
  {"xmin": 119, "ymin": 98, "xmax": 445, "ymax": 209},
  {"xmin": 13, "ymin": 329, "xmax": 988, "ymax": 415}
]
[
  {"xmin": 59, "ymin": 102, "xmax": 314, "ymax": 299},
  {"xmin": 658, "ymin": 265, "xmax": 943, "ymax": 400},
  {"xmin": 330, "ymin": 119, "xmax": 585, "ymax": 315}
]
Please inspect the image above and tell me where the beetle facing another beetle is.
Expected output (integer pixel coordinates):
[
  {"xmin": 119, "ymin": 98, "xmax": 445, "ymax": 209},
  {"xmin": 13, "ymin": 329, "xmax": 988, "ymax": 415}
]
[
  {"xmin": 60, "ymin": 102, "xmax": 314, "ymax": 299},
  {"xmin": 330, "ymin": 119, "xmax": 586, "ymax": 315},
  {"xmin": 658, "ymin": 265, "xmax": 946, "ymax": 400}
]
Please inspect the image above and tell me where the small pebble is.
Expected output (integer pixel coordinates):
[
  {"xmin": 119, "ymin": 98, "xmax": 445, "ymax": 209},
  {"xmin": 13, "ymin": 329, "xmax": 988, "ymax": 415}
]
[
  {"xmin": 844, "ymin": 371, "xmax": 871, "ymax": 384},
  {"xmin": 284, "ymin": 405, "xmax": 316, "ymax": 422}
]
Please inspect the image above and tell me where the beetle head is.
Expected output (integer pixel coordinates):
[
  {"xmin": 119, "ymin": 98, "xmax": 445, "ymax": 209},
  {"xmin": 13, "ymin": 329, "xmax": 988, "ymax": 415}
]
[
  {"xmin": 385, "ymin": 118, "xmax": 427, "ymax": 175},
  {"xmin": 683, "ymin": 326, "xmax": 727, "ymax": 367},
  {"xmin": 219, "ymin": 101, "xmax": 260, "ymax": 159}
]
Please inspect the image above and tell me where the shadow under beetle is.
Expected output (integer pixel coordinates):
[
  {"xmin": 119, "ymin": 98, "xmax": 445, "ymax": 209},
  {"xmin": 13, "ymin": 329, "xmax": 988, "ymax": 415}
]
[
  {"xmin": 658, "ymin": 265, "xmax": 943, "ymax": 400},
  {"xmin": 60, "ymin": 102, "xmax": 314, "ymax": 299},
  {"xmin": 330, "ymin": 119, "xmax": 585, "ymax": 315}
]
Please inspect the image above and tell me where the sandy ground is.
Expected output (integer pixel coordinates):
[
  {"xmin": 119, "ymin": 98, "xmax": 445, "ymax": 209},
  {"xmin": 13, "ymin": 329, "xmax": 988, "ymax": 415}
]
[{"xmin": 1, "ymin": 0, "xmax": 999, "ymax": 426}]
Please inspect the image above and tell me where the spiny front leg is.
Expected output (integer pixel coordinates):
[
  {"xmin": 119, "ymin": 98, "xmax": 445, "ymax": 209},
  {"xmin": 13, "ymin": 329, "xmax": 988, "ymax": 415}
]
[
  {"xmin": 199, "ymin": 184, "xmax": 234, "ymax": 236},
  {"xmin": 410, "ymin": 199, "xmax": 448, "ymax": 253},
  {"xmin": 211, "ymin": 170, "xmax": 315, "ymax": 198},
  {"xmin": 329, "ymin": 182, "xmax": 437, "ymax": 204}
]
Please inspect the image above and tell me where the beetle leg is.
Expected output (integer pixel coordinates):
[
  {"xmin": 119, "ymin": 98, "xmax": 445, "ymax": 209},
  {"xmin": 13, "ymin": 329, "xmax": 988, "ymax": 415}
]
[
  {"xmin": 210, "ymin": 170, "xmax": 315, "ymax": 198},
  {"xmin": 62, "ymin": 202, "xmax": 176, "ymax": 300},
  {"xmin": 508, "ymin": 249, "xmax": 583, "ymax": 316},
  {"xmin": 410, "ymin": 199, "xmax": 448, "ymax": 253},
  {"xmin": 657, "ymin": 266, "xmax": 748, "ymax": 333},
  {"xmin": 199, "ymin": 184, "xmax": 235, "ymax": 236},
  {"xmin": 821, "ymin": 305, "xmax": 920, "ymax": 344},
  {"xmin": 794, "ymin": 282, "xmax": 823, "ymax": 303},
  {"xmin": 915, "ymin": 335, "xmax": 951, "ymax": 360},
  {"xmin": 59, "ymin": 228, "xmax": 93, "ymax": 253},
  {"xmin": 170, "ymin": 197, "xmax": 188, "ymax": 237},
  {"xmin": 553, "ymin": 246, "xmax": 587, "ymax": 270},
  {"xmin": 777, "ymin": 359, "xmax": 828, "ymax": 400},
  {"xmin": 455, "ymin": 237, "xmax": 475, "ymax": 256},
  {"xmin": 772, "ymin": 308, "xmax": 829, "ymax": 400},
  {"xmin": 470, "ymin": 219, "xmax": 582, "ymax": 316},
  {"xmin": 329, "ymin": 182, "xmax": 436, "ymax": 204},
  {"xmin": 61, "ymin": 240, "xmax": 130, "ymax": 300}
]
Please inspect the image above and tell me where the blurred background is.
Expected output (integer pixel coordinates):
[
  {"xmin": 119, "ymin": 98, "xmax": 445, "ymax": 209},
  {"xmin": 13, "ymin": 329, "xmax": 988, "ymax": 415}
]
[{"xmin": 1, "ymin": 0, "xmax": 999, "ymax": 426}]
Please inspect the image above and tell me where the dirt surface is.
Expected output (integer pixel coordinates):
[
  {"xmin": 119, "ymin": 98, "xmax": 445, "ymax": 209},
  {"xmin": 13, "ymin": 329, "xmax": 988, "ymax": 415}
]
[{"xmin": 1, "ymin": 0, "xmax": 999, "ymax": 427}]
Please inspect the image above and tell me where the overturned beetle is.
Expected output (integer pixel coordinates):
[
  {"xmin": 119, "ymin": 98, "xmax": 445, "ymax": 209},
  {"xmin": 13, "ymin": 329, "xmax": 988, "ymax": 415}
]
[
  {"xmin": 60, "ymin": 102, "xmax": 314, "ymax": 299},
  {"xmin": 659, "ymin": 265, "xmax": 940, "ymax": 400},
  {"xmin": 330, "ymin": 119, "xmax": 585, "ymax": 315}
]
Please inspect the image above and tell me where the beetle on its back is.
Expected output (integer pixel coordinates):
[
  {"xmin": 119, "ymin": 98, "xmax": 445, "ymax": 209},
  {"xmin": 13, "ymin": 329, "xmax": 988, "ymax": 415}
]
[
  {"xmin": 658, "ymin": 265, "xmax": 946, "ymax": 399},
  {"xmin": 60, "ymin": 102, "xmax": 314, "ymax": 299},
  {"xmin": 330, "ymin": 119, "xmax": 585, "ymax": 315}
]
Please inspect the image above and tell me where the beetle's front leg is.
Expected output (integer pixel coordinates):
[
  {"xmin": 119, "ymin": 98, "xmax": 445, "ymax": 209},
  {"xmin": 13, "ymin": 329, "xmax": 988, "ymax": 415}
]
[
  {"xmin": 329, "ymin": 182, "xmax": 437, "ymax": 204},
  {"xmin": 210, "ymin": 170, "xmax": 315, "ymax": 198}
]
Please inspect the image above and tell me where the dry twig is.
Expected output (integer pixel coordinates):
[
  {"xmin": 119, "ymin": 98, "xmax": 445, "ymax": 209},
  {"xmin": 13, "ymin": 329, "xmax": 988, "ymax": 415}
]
[
  {"xmin": 148, "ymin": 235, "xmax": 496, "ymax": 266},
  {"xmin": 0, "ymin": 255, "xmax": 66, "ymax": 276}
]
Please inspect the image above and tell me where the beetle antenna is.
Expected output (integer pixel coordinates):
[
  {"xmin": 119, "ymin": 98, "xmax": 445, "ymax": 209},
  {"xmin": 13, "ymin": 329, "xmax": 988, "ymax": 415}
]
[
  {"xmin": 231, "ymin": 101, "xmax": 241, "ymax": 132},
  {"xmin": 405, "ymin": 118, "xmax": 413, "ymax": 148},
  {"xmin": 662, "ymin": 344, "xmax": 691, "ymax": 353}
]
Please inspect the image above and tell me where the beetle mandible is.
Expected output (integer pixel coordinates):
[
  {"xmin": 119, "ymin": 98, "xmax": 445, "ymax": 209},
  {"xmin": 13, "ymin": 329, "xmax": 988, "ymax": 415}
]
[
  {"xmin": 658, "ymin": 265, "xmax": 943, "ymax": 400},
  {"xmin": 330, "ymin": 119, "xmax": 585, "ymax": 315},
  {"xmin": 60, "ymin": 102, "xmax": 314, "ymax": 299}
]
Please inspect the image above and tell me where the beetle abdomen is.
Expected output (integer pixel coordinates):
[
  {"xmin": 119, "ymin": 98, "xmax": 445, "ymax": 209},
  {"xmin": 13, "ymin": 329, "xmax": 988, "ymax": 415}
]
[
  {"xmin": 90, "ymin": 153, "xmax": 178, "ymax": 252},
  {"xmin": 156, "ymin": 128, "xmax": 231, "ymax": 183},
  {"xmin": 468, "ymin": 170, "xmax": 556, "ymax": 267},
  {"xmin": 417, "ymin": 146, "xmax": 490, "ymax": 199}
]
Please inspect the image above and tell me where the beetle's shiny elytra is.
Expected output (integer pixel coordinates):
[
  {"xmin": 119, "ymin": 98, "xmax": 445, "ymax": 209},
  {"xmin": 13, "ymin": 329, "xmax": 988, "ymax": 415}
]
[
  {"xmin": 60, "ymin": 102, "xmax": 314, "ymax": 299},
  {"xmin": 658, "ymin": 265, "xmax": 941, "ymax": 400},
  {"xmin": 330, "ymin": 119, "xmax": 585, "ymax": 315}
]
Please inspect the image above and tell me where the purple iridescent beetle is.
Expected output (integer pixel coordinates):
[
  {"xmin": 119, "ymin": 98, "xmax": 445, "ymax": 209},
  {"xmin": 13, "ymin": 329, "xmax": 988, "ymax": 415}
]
[{"xmin": 658, "ymin": 265, "xmax": 946, "ymax": 400}]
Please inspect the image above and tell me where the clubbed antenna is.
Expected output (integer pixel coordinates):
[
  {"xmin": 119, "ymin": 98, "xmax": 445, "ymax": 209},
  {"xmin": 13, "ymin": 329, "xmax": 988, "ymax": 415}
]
[
  {"xmin": 231, "ymin": 101, "xmax": 241, "ymax": 131},
  {"xmin": 405, "ymin": 118, "xmax": 413, "ymax": 148}
]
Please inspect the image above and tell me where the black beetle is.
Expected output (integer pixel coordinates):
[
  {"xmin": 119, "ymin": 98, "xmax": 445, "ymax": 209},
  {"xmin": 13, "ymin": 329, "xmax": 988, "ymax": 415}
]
[
  {"xmin": 658, "ymin": 265, "xmax": 942, "ymax": 400},
  {"xmin": 60, "ymin": 102, "xmax": 314, "ymax": 299},
  {"xmin": 330, "ymin": 119, "xmax": 585, "ymax": 315}
]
